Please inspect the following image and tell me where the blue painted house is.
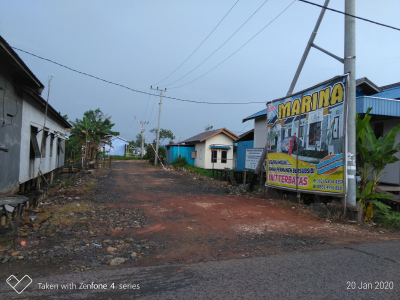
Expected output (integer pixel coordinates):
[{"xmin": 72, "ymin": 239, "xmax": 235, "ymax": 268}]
[
  {"xmin": 109, "ymin": 136, "xmax": 129, "ymax": 156},
  {"xmin": 235, "ymin": 129, "xmax": 254, "ymax": 171},
  {"xmin": 242, "ymin": 77, "xmax": 400, "ymax": 187},
  {"xmin": 165, "ymin": 143, "xmax": 195, "ymax": 165}
]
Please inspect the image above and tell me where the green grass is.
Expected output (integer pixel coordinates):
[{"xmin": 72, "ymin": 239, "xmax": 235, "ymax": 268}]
[
  {"xmin": 172, "ymin": 164, "xmax": 214, "ymax": 178},
  {"xmin": 110, "ymin": 155, "xmax": 142, "ymax": 160}
]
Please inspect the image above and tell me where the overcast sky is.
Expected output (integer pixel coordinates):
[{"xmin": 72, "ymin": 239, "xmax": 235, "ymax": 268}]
[{"xmin": 1, "ymin": 0, "xmax": 399, "ymax": 142}]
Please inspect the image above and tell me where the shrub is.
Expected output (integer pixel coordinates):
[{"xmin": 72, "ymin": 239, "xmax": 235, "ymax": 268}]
[
  {"xmin": 145, "ymin": 146, "xmax": 166, "ymax": 164},
  {"xmin": 372, "ymin": 200, "xmax": 400, "ymax": 228},
  {"xmin": 171, "ymin": 156, "xmax": 188, "ymax": 168}
]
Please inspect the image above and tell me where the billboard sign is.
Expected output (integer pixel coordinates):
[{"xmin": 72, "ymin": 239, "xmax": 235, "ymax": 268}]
[
  {"xmin": 245, "ymin": 148, "xmax": 263, "ymax": 170},
  {"xmin": 266, "ymin": 75, "xmax": 347, "ymax": 195}
]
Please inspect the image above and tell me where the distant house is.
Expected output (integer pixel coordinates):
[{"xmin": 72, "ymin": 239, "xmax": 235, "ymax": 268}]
[
  {"xmin": 99, "ymin": 138, "xmax": 114, "ymax": 155},
  {"xmin": 109, "ymin": 136, "xmax": 129, "ymax": 156},
  {"xmin": 242, "ymin": 77, "xmax": 400, "ymax": 186},
  {"xmin": 0, "ymin": 35, "xmax": 71, "ymax": 194},
  {"xmin": 182, "ymin": 128, "xmax": 239, "ymax": 170}
]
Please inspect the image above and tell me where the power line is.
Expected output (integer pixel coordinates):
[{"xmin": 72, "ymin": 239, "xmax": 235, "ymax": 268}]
[
  {"xmin": 141, "ymin": 88, "xmax": 152, "ymax": 121},
  {"xmin": 121, "ymin": 120, "xmax": 135, "ymax": 138},
  {"xmin": 154, "ymin": 0, "xmax": 240, "ymax": 85},
  {"xmin": 11, "ymin": 46, "xmax": 264, "ymax": 105},
  {"xmin": 151, "ymin": 110, "xmax": 159, "ymax": 124},
  {"xmin": 169, "ymin": 0, "xmax": 296, "ymax": 89},
  {"xmin": 147, "ymin": 93, "xmax": 157, "ymax": 122},
  {"xmin": 161, "ymin": 0, "xmax": 271, "ymax": 87},
  {"xmin": 234, "ymin": 120, "xmax": 251, "ymax": 134},
  {"xmin": 299, "ymin": 0, "xmax": 400, "ymax": 32}
]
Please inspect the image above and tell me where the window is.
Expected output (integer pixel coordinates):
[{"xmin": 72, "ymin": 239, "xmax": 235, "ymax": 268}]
[
  {"xmin": 288, "ymin": 128, "xmax": 292, "ymax": 137},
  {"xmin": 41, "ymin": 130, "xmax": 48, "ymax": 157},
  {"xmin": 191, "ymin": 151, "xmax": 197, "ymax": 159},
  {"xmin": 374, "ymin": 122, "xmax": 384, "ymax": 138},
  {"xmin": 281, "ymin": 129, "xmax": 285, "ymax": 139},
  {"xmin": 309, "ymin": 122, "xmax": 321, "ymax": 146},
  {"xmin": 199, "ymin": 149, "xmax": 202, "ymax": 160},
  {"xmin": 299, "ymin": 126, "xmax": 304, "ymax": 138},
  {"xmin": 30, "ymin": 126, "xmax": 40, "ymax": 159},
  {"xmin": 50, "ymin": 134, "xmax": 54, "ymax": 157},
  {"xmin": 211, "ymin": 150, "xmax": 217, "ymax": 163},
  {"xmin": 221, "ymin": 151, "xmax": 227, "ymax": 163}
]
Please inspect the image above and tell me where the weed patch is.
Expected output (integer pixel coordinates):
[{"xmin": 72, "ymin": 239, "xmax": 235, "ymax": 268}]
[{"xmin": 39, "ymin": 202, "xmax": 94, "ymax": 226}]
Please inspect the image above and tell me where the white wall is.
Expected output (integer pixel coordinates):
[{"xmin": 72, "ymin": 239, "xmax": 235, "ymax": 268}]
[
  {"xmin": 19, "ymin": 93, "xmax": 66, "ymax": 183},
  {"xmin": 370, "ymin": 118, "xmax": 400, "ymax": 185},
  {"xmin": 254, "ymin": 117, "xmax": 267, "ymax": 148},
  {"xmin": 194, "ymin": 142, "xmax": 206, "ymax": 168},
  {"xmin": 203, "ymin": 133, "xmax": 235, "ymax": 169}
]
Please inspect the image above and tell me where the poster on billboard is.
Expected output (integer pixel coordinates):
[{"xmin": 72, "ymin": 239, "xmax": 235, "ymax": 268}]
[
  {"xmin": 265, "ymin": 75, "xmax": 348, "ymax": 195},
  {"xmin": 245, "ymin": 148, "xmax": 263, "ymax": 170}
]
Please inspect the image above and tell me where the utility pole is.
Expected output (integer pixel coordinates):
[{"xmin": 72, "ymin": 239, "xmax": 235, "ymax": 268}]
[
  {"xmin": 140, "ymin": 121, "xmax": 149, "ymax": 158},
  {"xmin": 150, "ymin": 86, "xmax": 166, "ymax": 165},
  {"xmin": 344, "ymin": 0, "xmax": 357, "ymax": 206}
]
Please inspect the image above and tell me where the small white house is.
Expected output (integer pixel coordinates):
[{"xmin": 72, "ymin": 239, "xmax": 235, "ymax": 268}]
[{"xmin": 182, "ymin": 128, "xmax": 239, "ymax": 170}]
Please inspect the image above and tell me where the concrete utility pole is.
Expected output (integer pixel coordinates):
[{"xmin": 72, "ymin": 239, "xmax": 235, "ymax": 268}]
[
  {"xmin": 344, "ymin": 0, "xmax": 357, "ymax": 206},
  {"xmin": 140, "ymin": 121, "xmax": 149, "ymax": 158},
  {"xmin": 150, "ymin": 86, "xmax": 166, "ymax": 165}
]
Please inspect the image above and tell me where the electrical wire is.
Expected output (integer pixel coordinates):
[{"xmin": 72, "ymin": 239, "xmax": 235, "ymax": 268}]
[
  {"xmin": 147, "ymin": 94, "xmax": 157, "ymax": 121},
  {"xmin": 151, "ymin": 110, "xmax": 159, "ymax": 124},
  {"xmin": 121, "ymin": 120, "xmax": 135, "ymax": 138},
  {"xmin": 141, "ymin": 88, "xmax": 152, "ymax": 121},
  {"xmin": 169, "ymin": 0, "xmax": 296, "ymax": 89},
  {"xmin": 161, "ymin": 0, "xmax": 271, "ymax": 87},
  {"xmin": 154, "ymin": 0, "xmax": 240, "ymax": 85},
  {"xmin": 299, "ymin": 0, "xmax": 400, "ymax": 32},
  {"xmin": 233, "ymin": 120, "xmax": 251, "ymax": 134},
  {"xmin": 11, "ymin": 46, "xmax": 265, "ymax": 105}
]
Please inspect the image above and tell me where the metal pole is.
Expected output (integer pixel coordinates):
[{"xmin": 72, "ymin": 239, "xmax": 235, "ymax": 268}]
[
  {"xmin": 344, "ymin": 0, "xmax": 357, "ymax": 206},
  {"xmin": 155, "ymin": 90, "xmax": 163, "ymax": 165},
  {"xmin": 287, "ymin": 0, "xmax": 330, "ymax": 96},
  {"xmin": 140, "ymin": 121, "xmax": 148, "ymax": 158},
  {"xmin": 141, "ymin": 129, "xmax": 144, "ymax": 158}
]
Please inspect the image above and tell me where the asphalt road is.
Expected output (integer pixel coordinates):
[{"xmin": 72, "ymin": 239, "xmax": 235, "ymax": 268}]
[{"xmin": 1, "ymin": 240, "xmax": 399, "ymax": 300}]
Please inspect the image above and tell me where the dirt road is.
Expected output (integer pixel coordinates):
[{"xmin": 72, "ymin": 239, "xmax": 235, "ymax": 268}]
[
  {"xmin": 101, "ymin": 160, "xmax": 398, "ymax": 266},
  {"xmin": 1, "ymin": 160, "xmax": 399, "ymax": 280}
]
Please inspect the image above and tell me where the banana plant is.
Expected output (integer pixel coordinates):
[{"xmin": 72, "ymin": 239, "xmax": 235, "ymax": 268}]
[
  {"xmin": 69, "ymin": 109, "xmax": 119, "ymax": 160},
  {"xmin": 356, "ymin": 108, "xmax": 400, "ymax": 219}
]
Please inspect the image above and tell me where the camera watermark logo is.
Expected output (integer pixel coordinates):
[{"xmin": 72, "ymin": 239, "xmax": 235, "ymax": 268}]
[{"xmin": 6, "ymin": 275, "xmax": 33, "ymax": 294}]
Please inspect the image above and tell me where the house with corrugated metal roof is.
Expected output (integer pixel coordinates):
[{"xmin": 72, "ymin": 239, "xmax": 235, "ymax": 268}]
[
  {"xmin": 182, "ymin": 128, "xmax": 239, "ymax": 170},
  {"xmin": 242, "ymin": 77, "xmax": 400, "ymax": 186},
  {"xmin": 0, "ymin": 35, "xmax": 72, "ymax": 194}
]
